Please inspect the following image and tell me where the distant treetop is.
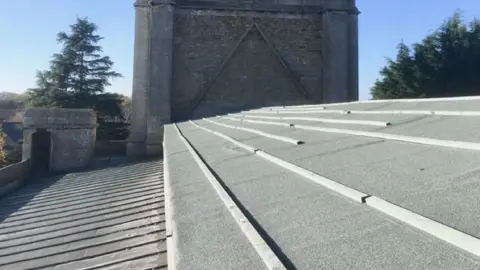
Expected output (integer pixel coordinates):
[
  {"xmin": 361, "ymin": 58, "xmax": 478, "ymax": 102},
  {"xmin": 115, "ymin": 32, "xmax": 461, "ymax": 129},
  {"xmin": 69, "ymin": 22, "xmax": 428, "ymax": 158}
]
[{"xmin": 371, "ymin": 11, "xmax": 480, "ymax": 99}]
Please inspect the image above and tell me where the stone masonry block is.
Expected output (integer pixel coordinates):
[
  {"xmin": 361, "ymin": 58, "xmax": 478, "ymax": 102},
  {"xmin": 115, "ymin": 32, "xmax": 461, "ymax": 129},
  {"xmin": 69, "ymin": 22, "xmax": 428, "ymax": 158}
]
[{"xmin": 22, "ymin": 108, "xmax": 97, "ymax": 173}]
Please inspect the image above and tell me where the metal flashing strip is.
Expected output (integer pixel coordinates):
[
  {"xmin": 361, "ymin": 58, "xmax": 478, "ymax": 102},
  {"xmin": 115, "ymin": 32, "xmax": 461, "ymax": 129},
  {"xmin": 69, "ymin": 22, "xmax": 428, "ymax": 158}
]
[
  {"xmin": 264, "ymin": 95, "xmax": 480, "ymax": 110},
  {"xmin": 293, "ymin": 124, "xmax": 480, "ymax": 151},
  {"xmin": 189, "ymin": 121, "xmax": 367, "ymax": 203},
  {"xmin": 250, "ymin": 108, "xmax": 480, "ymax": 117},
  {"xmin": 223, "ymin": 116, "xmax": 293, "ymax": 127},
  {"xmin": 163, "ymin": 137, "xmax": 173, "ymax": 238},
  {"xmin": 163, "ymin": 129, "xmax": 177, "ymax": 270},
  {"xmin": 347, "ymin": 95, "xmax": 480, "ymax": 104},
  {"xmin": 365, "ymin": 197, "xmax": 480, "ymax": 257},
  {"xmin": 347, "ymin": 110, "xmax": 480, "ymax": 116},
  {"xmin": 254, "ymin": 151, "xmax": 369, "ymax": 203},
  {"xmin": 265, "ymin": 104, "xmax": 330, "ymax": 110},
  {"xmin": 162, "ymin": 125, "xmax": 179, "ymax": 270},
  {"xmin": 174, "ymin": 124, "xmax": 286, "ymax": 270},
  {"xmin": 267, "ymin": 109, "xmax": 480, "ymax": 117},
  {"xmin": 238, "ymin": 114, "xmax": 390, "ymax": 127},
  {"xmin": 188, "ymin": 121, "xmax": 480, "ymax": 259},
  {"xmin": 203, "ymin": 118, "xmax": 303, "ymax": 145},
  {"xmin": 191, "ymin": 121, "xmax": 258, "ymax": 152},
  {"xmin": 259, "ymin": 107, "xmax": 328, "ymax": 111},
  {"xmin": 224, "ymin": 116, "xmax": 480, "ymax": 151},
  {"xmin": 245, "ymin": 109, "xmax": 348, "ymax": 115}
]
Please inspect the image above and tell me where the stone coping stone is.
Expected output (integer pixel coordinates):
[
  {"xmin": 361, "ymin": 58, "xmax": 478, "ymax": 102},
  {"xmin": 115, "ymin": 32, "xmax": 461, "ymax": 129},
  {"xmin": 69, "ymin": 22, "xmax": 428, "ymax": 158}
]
[
  {"xmin": 136, "ymin": 0, "xmax": 354, "ymax": 11},
  {"xmin": 24, "ymin": 108, "xmax": 97, "ymax": 129},
  {"xmin": 0, "ymin": 160, "xmax": 30, "ymax": 199}
]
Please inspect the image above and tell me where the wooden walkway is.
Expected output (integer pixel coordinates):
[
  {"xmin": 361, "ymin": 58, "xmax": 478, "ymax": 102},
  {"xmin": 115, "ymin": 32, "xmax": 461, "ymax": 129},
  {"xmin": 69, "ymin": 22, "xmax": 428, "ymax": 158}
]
[{"xmin": 0, "ymin": 160, "xmax": 166, "ymax": 270}]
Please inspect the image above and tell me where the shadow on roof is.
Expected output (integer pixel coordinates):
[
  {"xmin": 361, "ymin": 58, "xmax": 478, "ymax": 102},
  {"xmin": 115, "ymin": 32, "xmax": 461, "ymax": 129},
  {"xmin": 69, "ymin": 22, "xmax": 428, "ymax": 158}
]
[{"xmin": 0, "ymin": 158, "xmax": 162, "ymax": 223}]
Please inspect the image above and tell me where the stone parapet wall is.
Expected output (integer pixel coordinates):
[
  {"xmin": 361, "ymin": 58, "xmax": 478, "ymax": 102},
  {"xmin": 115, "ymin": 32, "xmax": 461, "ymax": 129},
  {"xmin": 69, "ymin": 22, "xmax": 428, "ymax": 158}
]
[{"xmin": 0, "ymin": 159, "xmax": 31, "ymax": 198}]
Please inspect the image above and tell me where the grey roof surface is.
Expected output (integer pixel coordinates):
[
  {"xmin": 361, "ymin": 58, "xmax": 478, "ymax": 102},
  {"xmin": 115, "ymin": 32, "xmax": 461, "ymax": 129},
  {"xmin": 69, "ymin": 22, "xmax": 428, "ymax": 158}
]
[
  {"xmin": 165, "ymin": 96, "xmax": 480, "ymax": 269},
  {"xmin": 0, "ymin": 160, "xmax": 166, "ymax": 270}
]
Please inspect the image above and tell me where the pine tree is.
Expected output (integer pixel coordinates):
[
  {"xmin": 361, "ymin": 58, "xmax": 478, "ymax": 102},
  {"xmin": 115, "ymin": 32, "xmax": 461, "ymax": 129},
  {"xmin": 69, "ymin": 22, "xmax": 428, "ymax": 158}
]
[{"xmin": 28, "ymin": 70, "xmax": 66, "ymax": 107}]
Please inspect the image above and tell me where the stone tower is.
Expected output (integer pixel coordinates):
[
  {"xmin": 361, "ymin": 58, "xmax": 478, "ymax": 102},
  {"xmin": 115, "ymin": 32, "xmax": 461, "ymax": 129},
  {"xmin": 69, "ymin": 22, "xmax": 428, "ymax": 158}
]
[{"xmin": 128, "ymin": 0, "xmax": 359, "ymax": 157}]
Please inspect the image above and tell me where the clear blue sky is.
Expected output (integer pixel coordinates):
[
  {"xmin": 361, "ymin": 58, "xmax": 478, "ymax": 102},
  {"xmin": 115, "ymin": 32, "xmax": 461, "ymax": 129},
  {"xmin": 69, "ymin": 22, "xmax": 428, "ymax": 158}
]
[{"xmin": 0, "ymin": 0, "xmax": 478, "ymax": 100}]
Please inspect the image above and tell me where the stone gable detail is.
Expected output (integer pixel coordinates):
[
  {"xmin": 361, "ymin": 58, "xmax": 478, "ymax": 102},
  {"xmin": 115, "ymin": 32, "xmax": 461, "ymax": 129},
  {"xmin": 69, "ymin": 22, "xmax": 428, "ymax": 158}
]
[{"xmin": 128, "ymin": 0, "xmax": 359, "ymax": 157}]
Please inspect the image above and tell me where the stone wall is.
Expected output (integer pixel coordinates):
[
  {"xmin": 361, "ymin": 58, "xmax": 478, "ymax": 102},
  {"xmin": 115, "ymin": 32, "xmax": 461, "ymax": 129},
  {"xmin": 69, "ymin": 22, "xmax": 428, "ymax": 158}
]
[
  {"xmin": 172, "ymin": 12, "xmax": 251, "ymax": 119},
  {"xmin": 50, "ymin": 129, "xmax": 96, "ymax": 171},
  {"xmin": 0, "ymin": 159, "xmax": 30, "ymax": 198},
  {"xmin": 95, "ymin": 140, "xmax": 127, "ymax": 157},
  {"xmin": 128, "ymin": 0, "xmax": 358, "ymax": 157},
  {"xmin": 22, "ymin": 108, "xmax": 97, "ymax": 172},
  {"xmin": 172, "ymin": 10, "xmax": 322, "ymax": 119}
]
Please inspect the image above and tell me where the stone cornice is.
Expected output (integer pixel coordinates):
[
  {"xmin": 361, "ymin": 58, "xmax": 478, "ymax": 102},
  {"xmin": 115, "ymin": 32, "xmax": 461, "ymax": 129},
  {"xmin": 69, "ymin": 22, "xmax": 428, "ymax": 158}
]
[
  {"xmin": 172, "ymin": 2, "xmax": 358, "ymax": 15},
  {"xmin": 134, "ymin": 0, "xmax": 359, "ymax": 14},
  {"xmin": 134, "ymin": 0, "xmax": 176, "ymax": 8},
  {"xmin": 174, "ymin": 6, "xmax": 359, "ymax": 16},
  {"xmin": 326, "ymin": 7, "xmax": 360, "ymax": 15}
]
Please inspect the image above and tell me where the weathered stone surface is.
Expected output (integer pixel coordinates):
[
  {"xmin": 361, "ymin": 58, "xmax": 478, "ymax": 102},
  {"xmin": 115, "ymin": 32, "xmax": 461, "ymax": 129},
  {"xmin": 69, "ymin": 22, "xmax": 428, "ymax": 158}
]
[
  {"xmin": 322, "ymin": 10, "xmax": 359, "ymax": 102},
  {"xmin": 255, "ymin": 16, "xmax": 323, "ymax": 101},
  {"xmin": 51, "ymin": 130, "xmax": 95, "ymax": 171},
  {"xmin": 172, "ymin": 12, "xmax": 252, "ymax": 119},
  {"xmin": 23, "ymin": 108, "xmax": 96, "ymax": 129},
  {"xmin": 129, "ymin": 0, "xmax": 359, "ymax": 157},
  {"xmin": 22, "ymin": 108, "xmax": 97, "ymax": 173},
  {"xmin": 127, "ymin": 4, "xmax": 151, "ymax": 158},
  {"xmin": 21, "ymin": 129, "xmax": 34, "ymax": 162},
  {"xmin": 171, "ymin": 10, "xmax": 330, "ymax": 120},
  {"xmin": 172, "ymin": 0, "xmax": 342, "ymax": 11},
  {"xmin": 128, "ymin": 1, "xmax": 175, "ymax": 157},
  {"xmin": 193, "ymin": 25, "xmax": 309, "ymax": 117}
]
